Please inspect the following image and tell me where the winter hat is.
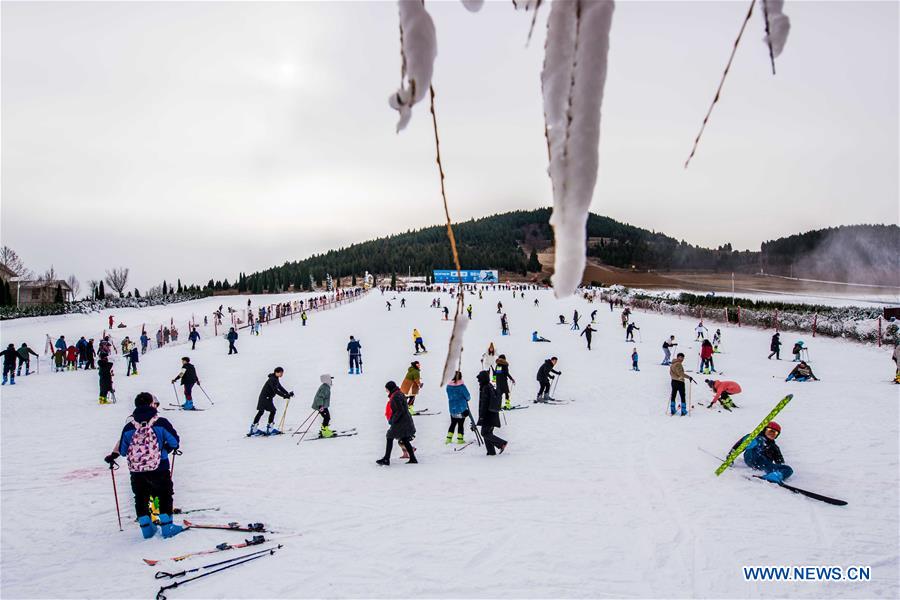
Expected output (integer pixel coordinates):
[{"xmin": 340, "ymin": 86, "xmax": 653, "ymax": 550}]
[
  {"xmin": 134, "ymin": 392, "xmax": 154, "ymax": 407},
  {"xmin": 476, "ymin": 370, "xmax": 490, "ymax": 385},
  {"xmin": 705, "ymin": 379, "xmax": 714, "ymax": 388},
  {"xmin": 6, "ymin": 344, "xmax": 13, "ymax": 350},
  {"xmin": 385, "ymin": 381, "xmax": 398, "ymax": 393},
  {"xmin": 765, "ymin": 421, "xmax": 782, "ymax": 434},
  {"xmin": 320, "ymin": 374, "xmax": 333, "ymax": 384}
]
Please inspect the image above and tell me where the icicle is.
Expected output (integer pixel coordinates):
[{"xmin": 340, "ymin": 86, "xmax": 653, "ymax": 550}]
[
  {"xmin": 541, "ymin": 0, "xmax": 614, "ymax": 298},
  {"xmin": 762, "ymin": 0, "xmax": 790, "ymax": 58},
  {"xmin": 389, "ymin": 0, "xmax": 437, "ymax": 132},
  {"xmin": 441, "ymin": 303, "xmax": 469, "ymax": 386},
  {"xmin": 513, "ymin": 0, "xmax": 541, "ymax": 10},
  {"xmin": 460, "ymin": 0, "xmax": 484, "ymax": 12}
]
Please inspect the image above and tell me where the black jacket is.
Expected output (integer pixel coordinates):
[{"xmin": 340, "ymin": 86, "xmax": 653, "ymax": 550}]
[
  {"xmin": 536, "ymin": 359, "xmax": 560, "ymax": 382},
  {"xmin": 477, "ymin": 381, "xmax": 502, "ymax": 428},
  {"xmin": 732, "ymin": 433, "xmax": 784, "ymax": 464},
  {"xmin": 98, "ymin": 358, "xmax": 113, "ymax": 381},
  {"xmin": 770, "ymin": 334, "xmax": 781, "ymax": 351},
  {"xmin": 387, "ymin": 389, "xmax": 416, "ymax": 439},
  {"xmin": 2, "ymin": 347, "xmax": 18, "ymax": 367},
  {"xmin": 177, "ymin": 363, "xmax": 198, "ymax": 386},
  {"xmin": 257, "ymin": 373, "xmax": 290, "ymax": 410},
  {"xmin": 494, "ymin": 360, "xmax": 513, "ymax": 394}
]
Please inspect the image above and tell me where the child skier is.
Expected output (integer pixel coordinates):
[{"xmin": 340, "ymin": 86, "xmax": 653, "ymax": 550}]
[
  {"xmin": 631, "ymin": 348, "xmax": 640, "ymax": 371},
  {"xmin": 445, "ymin": 371, "xmax": 471, "ymax": 445},
  {"xmin": 171, "ymin": 357, "xmax": 199, "ymax": 410},
  {"xmin": 104, "ymin": 392, "xmax": 182, "ymax": 538},
  {"xmin": 699, "ymin": 339, "xmax": 715, "ymax": 374},
  {"xmin": 301, "ymin": 311, "xmax": 307, "ymax": 325},
  {"xmin": 532, "ymin": 331, "xmax": 551, "ymax": 342},
  {"xmin": 712, "ymin": 329, "xmax": 722, "ymax": 352},
  {"xmin": 443, "ymin": 306, "xmax": 450, "ymax": 320},
  {"xmin": 695, "ymin": 321, "xmax": 708, "ymax": 340},
  {"xmin": 347, "ymin": 336, "xmax": 362, "ymax": 374},
  {"xmin": 188, "ymin": 328, "xmax": 200, "ymax": 350},
  {"xmin": 1, "ymin": 344, "xmax": 18, "ymax": 385},
  {"xmin": 412, "ymin": 329, "xmax": 426, "ymax": 354},
  {"xmin": 66, "ymin": 345, "xmax": 77, "ymax": 370},
  {"xmin": 626, "ymin": 322, "xmax": 640, "ymax": 342},
  {"xmin": 581, "ymin": 324, "xmax": 597, "ymax": 350},
  {"xmin": 98, "ymin": 351, "xmax": 115, "ymax": 404},
  {"xmin": 706, "ymin": 379, "xmax": 741, "ymax": 410},
  {"xmin": 466, "ymin": 305, "xmax": 473, "ymax": 319},
  {"xmin": 400, "ymin": 361, "xmax": 423, "ymax": 414},
  {"xmin": 16, "ymin": 343, "xmax": 38, "ymax": 376},
  {"xmin": 248, "ymin": 368, "xmax": 294, "ymax": 436},
  {"xmin": 127, "ymin": 344, "xmax": 139, "ymax": 376},
  {"xmin": 662, "ymin": 336, "xmax": 677, "ymax": 365},
  {"xmin": 312, "ymin": 374, "xmax": 335, "ymax": 438},
  {"xmin": 494, "ymin": 354, "xmax": 516, "ymax": 409},
  {"xmin": 500, "ymin": 313, "xmax": 510, "ymax": 335},
  {"xmin": 792, "ymin": 340, "xmax": 805, "ymax": 362},
  {"xmin": 786, "ymin": 361, "xmax": 819, "ymax": 382},
  {"xmin": 730, "ymin": 421, "xmax": 793, "ymax": 483},
  {"xmin": 377, "ymin": 381, "xmax": 417, "ymax": 465},
  {"xmin": 535, "ymin": 357, "xmax": 561, "ymax": 402},
  {"xmin": 53, "ymin": 346, "xmax": 65, "ymax": 372}
]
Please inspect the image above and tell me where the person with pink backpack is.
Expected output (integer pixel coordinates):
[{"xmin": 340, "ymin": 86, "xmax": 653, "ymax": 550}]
[{"xmin": 105, "ymin": 392, "xmax": 182, "ymax": 539}]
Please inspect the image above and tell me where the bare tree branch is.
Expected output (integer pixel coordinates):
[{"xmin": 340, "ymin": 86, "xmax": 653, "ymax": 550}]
[
  {"xmin": 105, "ymin": 267, "xmax": 130, "ymax": 297},
  {"xmin": 0, "ymin": 246, "xmax": 32, "ymax": 279},
  {"xmin": 66, "ymin": 274, "xmax": 81, "ymax": 298}
]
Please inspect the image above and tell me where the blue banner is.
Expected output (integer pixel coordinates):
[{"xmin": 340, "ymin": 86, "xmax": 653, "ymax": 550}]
[{"xmin": 433, "ymin": 269, "xmax": 498, "ymax": 284}]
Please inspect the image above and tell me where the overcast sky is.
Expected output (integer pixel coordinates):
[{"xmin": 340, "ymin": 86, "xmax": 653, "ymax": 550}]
[{"xmin": 2, "ymin": 1, "xmax": 897, "ymax": 291}]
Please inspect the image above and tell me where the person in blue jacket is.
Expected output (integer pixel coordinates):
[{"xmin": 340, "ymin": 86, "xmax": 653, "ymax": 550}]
[
  {"xmin": 139, "ymin": 332, "xmax": 150, "ymax": 354},
  {"xmin": 127, "ymin": 344, "xmax": 140, "ymax": 376},
  {"xmin": 347, "ymin": 336, "xmax": 362, "ymax": 374},
  {"xmin": 188, "ymin": 327, "xmax": 200, "ymax": 350},
  {"xmin": 445, "ymin": 370, "xmax": 471, "ymax": 445},
  {"xmin": 731, "ymin": 421, "xmax": 793, "ymax": 483},
  {"xmin": 226, "ymin": 327, "xmax": 238, "ymax": 354},
  {"xmin": 532, "ymin": 331, "xmax": 551, "ymax": 343},
  {"xmin": 104, "ymin": 392, "xmax": 182, "ymax": 539},
  {"xmin": 55, "ymin": 335, "xmax": 67, "ymax": 354}
]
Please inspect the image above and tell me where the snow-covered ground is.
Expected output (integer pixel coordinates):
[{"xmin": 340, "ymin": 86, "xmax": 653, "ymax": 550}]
[
  {"xmin": 1, "ymin": 290, "xmax": 897, "ymax": 599},
  {"xmin": 616, "ymin": 287, "xmax": 899, "ymax": 309}
]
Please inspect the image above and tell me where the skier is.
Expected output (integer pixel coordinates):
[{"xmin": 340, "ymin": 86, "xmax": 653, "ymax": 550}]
[
  {"xmin": 84, "ymin": 338, "xmax": 96, "ymax": 370},
  {"xmin": 496, "ymin": 301, "xmax": 503, "ymax": 314},
  {"xmin": 590, "ymin": 309, "xmax": 598, "ymax": 324},
  {"xmin": 571, "ymin": 310, "xmax": 580, "ymax": 330},
  {"xmin": 699, "ymin": 339, "xmax": 715, "ymax": 374},
  {"xmin": 312, "ymin": 374, "xmax": 335, "ymax": 438},
  {"xmin": 695, "ymin": 321, "xmax": 708, "ymax": 341},
  {"xmin": 443, "ymin": 306, "xmax": 450, "ymax": 320},
  {"xmin": 55, "ymin": 335, "xmax": 67, "ymax": 355},
  {"xmin": 347, "ymin": 336, "xmax": 362, "ymax": 374},
  {"xmin": 98, "ymin": 351, "xmax": 115, "ymax": 404},
  {"xmin": 669, "ymin": 353, "xmax": 695, "ymax": 416},
  {"xmin": 712, "ymin": 329, "xmax": 722, "ymax": 352},
  {"xmin": 631, "ymin": 347, "xmax": 640, "ymax": 372},
  {"xmin": 226, "ymin": 327, "xmax": 238, "ymax": 355},
  {"xmin": 65, "ymin": 345, "xmax": 77, "ymax": 371},
  {"xmin": 894, "ymin": 342, "xmax": 900, "ymax": 384},
  {"xmin": 140, "ymin": 331, "xmax": 150, "ymax": 354},
  {"xmin": 301, "ymin": 310, "xmax": 307, "ymax": 326},
  {"xmin": 445, "ymin": 370, "xmax": 471, "ymax": 445},
  {"xmin": 400, "ymin": 361, "xmax": 423, "ymax": 414},
  {"xmin": 558, "ymin": 315, "xmax": 567, "ymax": 325},
  {"xmin": 76, "ymin": 336, "xmax": 88, "ymax": 368},
  {"xmin": 620, "ymin": 309, "xmax": 630, "ymax": 329},
  {"xmin": 127, "ymin": 343, "xmax": 139, "ymax": 376},
  {"xmin": 188, "ymin": 327, "xmax": 200, "ymax": 350},
  {"xmin": 626, "ymin": 322, "xmax": 640, "ymax": 342},
  {"xmin": 785, "ymin": 361, "xmax": 819, "ymax": 382},
  {"xmin": 767, "ymin": 332, "xmax": 782, "ymax": 360},
  {"xmin": 534, "ymin": 298, "xmax": 539, "ymax": 307},
  {"xmin": 730, "ymin": 421, "xmax": 793, "ymax": 483},
  {"xmin": 481, "ymin": 344, "xmax": 496, "ymax": 375},
  {"xmin": 494, "ymin": 354, "xmax": 516, "ymax": 410},
  {"xmin": 535, "ymin": 357, "xmax": 561, "ymax": 402},
  {"xmin": 386, "ymin": 301, "xmax": 392, "ymax": 311},
  {"xmin": 376, "ymin": 381, "xmax": 417, "ymax": 465},
  {"xmin": 248, "ymin": 368, "xmax": 294, "ymax": 436},
  {"xmin": 580, "ymin": 324, "xmax": 597, "ymax": 350},
  {"xmin": 500, "ymin": 313, "xmax": 509, "ymax": 336},
  {"xmin": 412, "ymin": 329, "xmax": 426, "ymax": 354},
  {"xmin": 16, "ymin": 343, "xmax": 38, "ymax": 376},
  {"xmin": 476, "ymin": 370, "xmax": 507, "ymax": 455},
  {"xmin": 108, "ymin": 314, "xmax": 114, "ymax": 329},
  {"xmin": 791, "ymin": 340, "xmax": 805, "ymax": 362},
  {"xmin": 706, "ymin": 379, "xmax": 741, "ymax": 410},
  {"xmin": 2, "ymin": 344, "xmax": 18, "ymax": 385},
  {"xmin": 104, "ymin": 391, "xmax": 182, "ymax": 539},
  {"xmin": 400, "ymin": 298, "xmax": 406, "ymax": 308},
  {"xmin": 532, "ymin": 331, "xmax": 551, "ymax": 343},
  {"xmin": 53, "ymin": 346, "xmax": 65, "ymax": 372},
  {"xmin": 171, "ymin": 357, "xmax": 199, "ymax": 410},
  {"xmin": 466, "ymin": 304, "xmax": 473, "ymax": 319},
  {"xmin": 662, "ymin": 336, "xmax": 677, "ymax": 365}
]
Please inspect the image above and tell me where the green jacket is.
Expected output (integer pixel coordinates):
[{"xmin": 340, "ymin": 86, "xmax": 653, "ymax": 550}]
[{"xmin": 311, "ymin": 383, "xmax": 331, "ymax": 409}]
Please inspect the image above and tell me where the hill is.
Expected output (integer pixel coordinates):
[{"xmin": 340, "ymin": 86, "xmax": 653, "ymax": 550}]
[{"xmin": 233, "ymin": 210, "xmax": 898, "ymax": 291}]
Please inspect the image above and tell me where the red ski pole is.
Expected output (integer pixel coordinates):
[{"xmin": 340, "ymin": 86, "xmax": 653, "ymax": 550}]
[{"xmin": 110, "ymin": 463, "xmax": 123, "ymax": 531}]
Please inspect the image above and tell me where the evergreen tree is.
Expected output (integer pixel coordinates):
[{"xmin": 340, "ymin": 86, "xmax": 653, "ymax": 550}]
[
  {"xmin": 351, "ymin": 273, "xmax": 357, "ymax": 286},
  {"xmin": 134, "ymin": 288, "xmax": 141, "ymax": 298},
  {"xmin": 162, "ymin": 280, "xmax": 168, "ymax": 295},
  {"xmin": 98, "ymin": 280, "xmax": 106, "ymax": 299},
  {"xmin": 223, "ymin": 278, "xmax": 231, "ymax": 289},
  {"xmin": 390, "ymin": 271, "xmax": 397, "ymax": 291},
  {"xmin": 527, "ymin": 248, "xmax": 542, "ymax": 272},
  {"xmin": 177, "ymin": 279, "xmax": 183, "ymax": 294},
  {"xmin": 54, "ymin": 283, "xmax": 63, "ymax": 304}
]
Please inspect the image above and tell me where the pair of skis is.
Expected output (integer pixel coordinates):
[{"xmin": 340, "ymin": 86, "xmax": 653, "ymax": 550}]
[
  {"xmin": 411, "ymin": 409, "xmax": 441, "ymax": 417},
  {"xmin": 303, "ymin": 428, "xmax": 358, "ymax": 441},
  {"xmin": 163, "ymin": 403, "xmax": 205, "ymax": 412}
]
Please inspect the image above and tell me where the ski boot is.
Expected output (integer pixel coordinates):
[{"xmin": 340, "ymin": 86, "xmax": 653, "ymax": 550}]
[
  {"xmin": 266, "ymin": 423, "xmax": 282, "ymax": 436},
  {"xmin": 355, "ymin": 367, "xmax": 360, "ymax": 374},
  {"xmin": 503, "ymin": 398, "xmax": 512, "ymax": 410},
  {"xmin": 7, "ymin": 375, "xmax": 13, "ymax": 385},
  {"xmin": 670, "ymin": 401, "xmax": 677, "ymax": 416},
  {"xmin": 680, "ymin": 405, "xmax": 688, "ymax": 416},
  {"xmin": 138, "ymin": 515, "xmax": 158, "ymax": 539},
  {"xmin": 349, "ymin": 368, "xmax": 354, "ymax": 375},
  {"xmin": 1, "ymin": 376, "xmax": 5, "ymax": 385},
  {"xmin": 320, "ymin": 425, "xmax": 335, "ymax": 438},
  {"xmin": 376, "ymin": 457, "xmax": 390, "ymax": 466},
  {"xmin": 456, "ymin": 434, "xmax": 465, "ymax": 445},
  {"xmin": 99, "ymin": 396, "xmax": 110, "ymax": 405},
  {"xmin": 720, "ymin": 397, "xmax": 737, "ymax": 411},
  {"xmin": 407, "ymin": 404, "xmax": 416, "ymax": 416},
  {"xmin": 158, "ymin": 514, "xmax": 184, "ymax": 538},
  {"xmin": 762, "ymin": 471, "xmax": 784, "ymax": 484},
  {"xmin": 181, "ymin": 400, "xmax": 195, "ymax": 411},
  {"xmin": 248, "ymin": 423, "xmax": 260, "ymax": 436},
  {"xmin": 445, "ymin": 432, "xmax": 453, "ymax": 445}
]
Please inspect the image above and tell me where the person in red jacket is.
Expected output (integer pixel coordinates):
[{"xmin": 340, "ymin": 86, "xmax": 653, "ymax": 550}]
[
  {"xmin": 65, "ymin": 345, "xmax": 78, "ymax": 371},
  {"xmin": 699, "ymin": 339, "xmax": 716, "ymax": 374},
  {"xmin": 706, "ymin": 379, "xmax": 740, "ymax": 411}
]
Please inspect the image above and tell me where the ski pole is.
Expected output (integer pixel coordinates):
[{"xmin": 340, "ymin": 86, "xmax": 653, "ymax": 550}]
[
  {"xmin": 198, "ymin": 384, "xmax": 215, "ymax": 406},
  {"xmin": 172, "ymin": 382, "xmax": 180, "ymax": 404},
  {"xmin": 295, "ymin": 413, "xmax": 321, "ymax": 445},
  {"xmin": 155, "ymin": 545, "xmax": 283, "ymax": 579},
  {"xmin": 155, "ymin": 548, "xmax": 279, "ymax": 600},
  {"xmin": 109, "ymin": 462, "xmax": 123, "ymax": 532},
  {"xmin": 277, "ymin": 397, "xmax": 291, "ymax": 433},
  {"xmin": 551, "ymin": 373, "xmax": 561, "ymax": 399},
  {"xmin": 290, "ymin": 410, "xmax": 318, "ymax": 436},
  {"xmin": 171, "ymin": 449, "xmax": 182, "ymax": 478}
]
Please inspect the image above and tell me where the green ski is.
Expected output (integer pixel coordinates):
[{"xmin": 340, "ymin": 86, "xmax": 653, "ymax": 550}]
[{"xmin": 715, "ymin": 394, "xmax": 793, "ymax": 476}]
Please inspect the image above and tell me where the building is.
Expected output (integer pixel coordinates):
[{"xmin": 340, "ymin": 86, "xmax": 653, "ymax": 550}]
[{"xmin": 9, "ymin": 278, "xmax": 74, "ymax": 306}]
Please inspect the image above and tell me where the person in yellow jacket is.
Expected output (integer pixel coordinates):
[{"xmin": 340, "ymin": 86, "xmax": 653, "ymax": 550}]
[
  {"xmin": 412, "ymin": 329, "xmax": 426, "ymax": 354},
  {"xmin": 400, "ymin": 360, "xmax": 423, "ymax": 414}
]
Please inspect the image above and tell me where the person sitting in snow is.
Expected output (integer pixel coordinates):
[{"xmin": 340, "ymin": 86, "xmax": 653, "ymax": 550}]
[
  {"xmin": 105, "ymin": 392, "xmax": 183, "ymax": 539},
  {"xmin": 558, "ymin": 314, "xmax": 567, "ymax": 325},
  {"xmin": 786, "ymin": 361, "xmax": 818, "ymax": 382},
  {"xmin": 706, "ymin": 379, "xmax": 741, "ymax": 411},
  {"xmin": 532, "ymin": 331, "xmax": 551, "ymax": 343},
  {"xmin": 730, "ymin": 421, "xmax": 793, "ymax": 483}
]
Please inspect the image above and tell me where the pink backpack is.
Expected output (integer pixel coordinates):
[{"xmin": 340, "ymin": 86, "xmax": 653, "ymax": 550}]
[{"xmin": 126, "ymin": 416, "xmax": 162, "ymax": 472}]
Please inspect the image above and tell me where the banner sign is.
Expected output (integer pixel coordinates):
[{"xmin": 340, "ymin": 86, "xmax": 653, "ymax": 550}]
[{"xmin": 433, "ymin": 269, "xmax": 498, "ymax": 284}]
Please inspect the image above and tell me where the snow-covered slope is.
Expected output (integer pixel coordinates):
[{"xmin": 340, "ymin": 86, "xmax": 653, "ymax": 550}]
[{"xmin": 1, "ymin": 290, "xmax": 897, "ymax": 598}]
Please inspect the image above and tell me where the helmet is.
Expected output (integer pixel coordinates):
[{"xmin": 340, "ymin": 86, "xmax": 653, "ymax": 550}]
[{"xmin": 765, "ymin": 421, "xmax": 782, "ymax": 434}]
